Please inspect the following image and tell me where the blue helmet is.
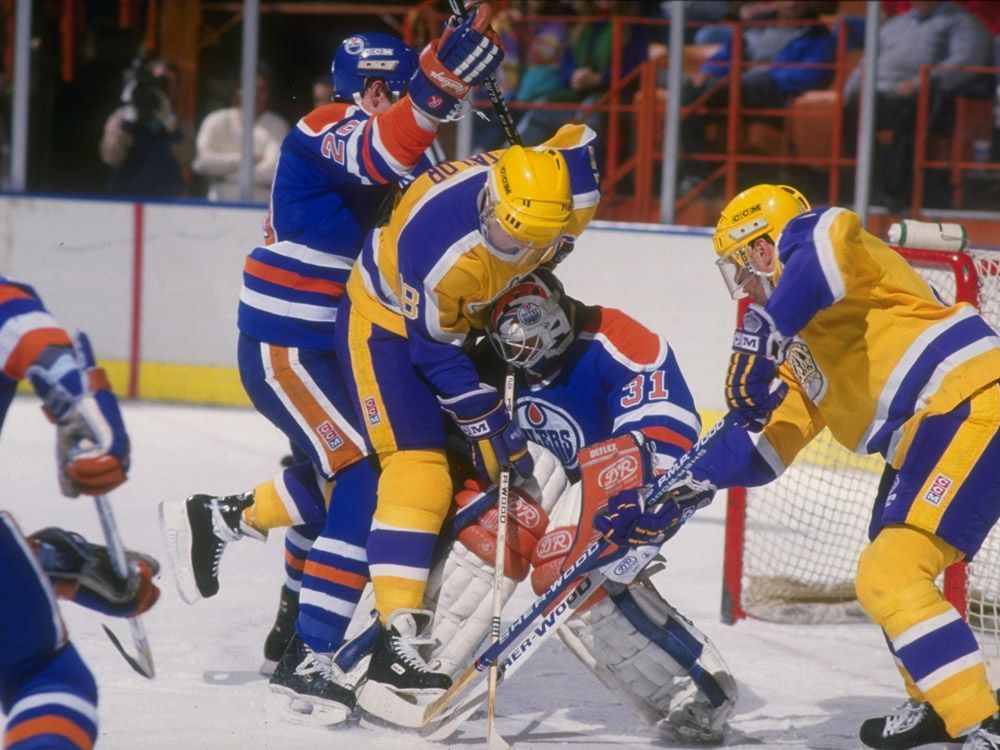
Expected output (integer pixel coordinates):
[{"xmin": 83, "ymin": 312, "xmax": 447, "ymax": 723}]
[{"xmin": 331, "ymin": 32, "xmax": 418, "ymax": 105}]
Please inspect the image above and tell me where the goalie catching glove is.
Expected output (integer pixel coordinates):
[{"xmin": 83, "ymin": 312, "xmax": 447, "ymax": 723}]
[
  {"xmin": 27, "ymin": 331, "xmax": 130, "ymax": 497},
  {"xmin": 408, "ymin": 2, "xmax": 503, "ymax": 122},
  {"xmin": 726, "ymin": 304, "xmax": 788, "ymax": 431},
  {"xmin": 31, "ymin": 526, "xmax": 159, "ymax": 617}
]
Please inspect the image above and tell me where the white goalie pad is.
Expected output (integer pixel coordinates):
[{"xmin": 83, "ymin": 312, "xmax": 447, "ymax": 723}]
[
  {"xmin": 557, "ymin": 575, "xmax": 738, "ymax": 744},
  {"xmin": 425, "ymin": 442, "xmax": 570, "ymax": 678}
]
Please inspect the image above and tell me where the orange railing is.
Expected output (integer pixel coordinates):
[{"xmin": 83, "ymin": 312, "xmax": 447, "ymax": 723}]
[{"xmin": 913, "ymin": 63, "xmax": 1000, "ymax": 217}]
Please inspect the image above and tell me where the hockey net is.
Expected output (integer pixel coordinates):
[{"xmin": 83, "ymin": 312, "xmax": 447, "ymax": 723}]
[{"xmin": 721, "ymin": 244, "xmax": 1000, "ymax": 656}]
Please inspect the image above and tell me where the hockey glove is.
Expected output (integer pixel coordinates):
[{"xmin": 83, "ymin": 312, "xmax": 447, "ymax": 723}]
[
  {"xmin": 408, "ymin": 2, "xmax": 503, "ymax": 122},
  {"xmin": 29, "ymin": 332, "xmax": 131, "ymax": 497},
  {"xmin": 455, "ymin": 400, "xmax": 533, "ymax": 483},
  {"xmin": 31, "ymin": 527, "xmax": 160, "ymax": 618},
  {"xmin": 594, "ymin": 471, "xmax": 716, "ymax": 548},
  {"xmin": 726, "ymin": 304, "xmax": 789, "ymax": 431}
]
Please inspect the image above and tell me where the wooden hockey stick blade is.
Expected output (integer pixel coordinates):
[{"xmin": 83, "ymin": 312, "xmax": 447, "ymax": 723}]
[
  {"xmin": 94, "ymin": 495, "xmax": 156, "ymax": 677},
  {"xmin": 102, "ymin": 623, "xmax": 155, "ymax": 678}
]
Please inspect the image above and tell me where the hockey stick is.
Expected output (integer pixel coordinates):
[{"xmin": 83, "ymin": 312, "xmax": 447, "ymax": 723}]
[
  {"xmin": 94, "ymin": 494, "xmax": 155, "ymax": 678},
  {"xmin": 419, "ymin": 412, "xmax": 739, "ymax": 731},
  {"xmin": 447, "ymin": 0, "xmax": 522, "ymax": 147},
  {"xmin": 486, "ymin": 368, "xmax": 516, "ymax": 741}
]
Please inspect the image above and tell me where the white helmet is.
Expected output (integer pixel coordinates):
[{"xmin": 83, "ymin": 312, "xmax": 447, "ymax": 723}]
[{"xmin": 487, "ymin": 270, "xmax": 574, "ymax": 374}]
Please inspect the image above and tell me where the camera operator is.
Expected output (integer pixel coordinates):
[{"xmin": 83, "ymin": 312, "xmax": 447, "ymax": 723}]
[{"xmin": 99, "ymin": 57, "xmax": 187, "ymax": 198}]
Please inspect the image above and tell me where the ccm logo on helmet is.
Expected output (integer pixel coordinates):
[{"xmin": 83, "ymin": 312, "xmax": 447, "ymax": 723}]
[
  {"xmin": 732, "ymin": 203, "xmax": 762, "ymax": 222},
  {"xmin": 597, "ymin": 455, "xmax": 641, "ymax": 491}
]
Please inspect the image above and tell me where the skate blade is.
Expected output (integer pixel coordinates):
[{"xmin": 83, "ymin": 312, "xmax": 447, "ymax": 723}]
[
  {"xmin": 157, "ymin": 500, "xmax": 202, "ymax": 605},
  {"xmin": 356, "ymin": 680, "xmax": 441, "ymax": 728},
  {"xmin": 259, "ymin": 657, "xmax": 278, "ymax": 677},
  {"xmin": 268, "ymin": 685, "xmax": 351, "ymax": 726}
]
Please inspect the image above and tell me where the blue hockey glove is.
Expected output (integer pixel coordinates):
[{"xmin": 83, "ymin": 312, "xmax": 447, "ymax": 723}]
[
  {"xmin": 594, "ymin": 470, "xmax": 716, "ymax": 548},
  {"xmin": 726, "ymin": 304, "xmax": 789, "ymax": 430},
  {"xmin": 32, "ymin": 526, "xmax": 160, "ymax": 617},
  {"xmin": 28, "ymin": 332, "xmax": 131, "ymax": 497},
  {"xmin": 408, "ymin": 2, "xmax": 503, "ymax": 121},
  {"xmin": 455, "ymin": 400, "xmax": 533, "ymax": 483}
]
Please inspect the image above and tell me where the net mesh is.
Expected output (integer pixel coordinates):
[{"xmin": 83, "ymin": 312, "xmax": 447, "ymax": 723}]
[{"xmin": 737, "ymin": 248, "xmax": 1000, "ymax": 663}]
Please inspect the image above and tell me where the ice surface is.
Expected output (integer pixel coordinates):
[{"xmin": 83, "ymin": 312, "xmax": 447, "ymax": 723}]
[{"xmin": 1, "ymin": 397, "xmax": 909, "ymax": 749}]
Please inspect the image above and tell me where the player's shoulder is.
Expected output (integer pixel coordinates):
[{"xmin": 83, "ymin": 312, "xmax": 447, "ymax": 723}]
[
  {"xmin": 539, "ymin": 123, "xmax": 597, "ymax": 151},
  {"xmin": 296, "ymin": 103, "xmax": 360, "ymax": 136},
  {"xmin": 0, "ymin": 276, "xmax": 40, "ymax": 305},
  {"xmin": 781, "ymin": 206, "xmax": 860, "ymax": 249},
  {"xmin": 579, "ymin": 306, "xmax": 666, "ymax": 369}
]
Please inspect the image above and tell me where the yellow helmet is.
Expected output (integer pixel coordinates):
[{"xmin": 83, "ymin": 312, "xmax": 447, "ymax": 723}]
[
  {"xmin": 713, "ymin": 184, "xmax": 810, "ymax": 259},
  {"xmin": 482, "ymin": 146, "xmax": 573, "ymax": 257},
  {"xmin": 712, "ymin": 184, "xmax": 810, "ymax": 299}
]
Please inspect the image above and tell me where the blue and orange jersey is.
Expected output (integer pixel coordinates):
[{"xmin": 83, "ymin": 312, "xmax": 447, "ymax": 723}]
[
  {"xmin": 0, "ymin": 277, "xmax": 72, "ymax": 425},
  {"xmin": 238, "ymin": 97, "xmax": 438, "ymax": 348},
  {"xmin": 347, "ymin": 124, "xmax": 601, "ymax": 406},
  {"xmin": 513, "ymin": 306, "xmax": 700, "ymax": 478},
  {"xmin": 718, "ymin": 208, "xmax": 1000, "ymax": 485}
]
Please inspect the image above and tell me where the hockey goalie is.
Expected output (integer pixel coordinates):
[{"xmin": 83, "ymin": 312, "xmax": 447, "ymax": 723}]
[{"xmin": 422, "ymin": 270, "xmax": 738, "ymax": 743}]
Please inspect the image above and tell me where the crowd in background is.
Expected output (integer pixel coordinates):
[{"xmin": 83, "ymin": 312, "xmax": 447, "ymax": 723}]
[{"xmin": 2, "ymin": 0, "xmax": 1000, "ymax": 212}]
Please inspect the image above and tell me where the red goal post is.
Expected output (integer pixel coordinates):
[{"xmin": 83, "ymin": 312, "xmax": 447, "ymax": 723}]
[{"xmin": 721, "ymin": 244, "xmax": 1000, "ymax": 642}]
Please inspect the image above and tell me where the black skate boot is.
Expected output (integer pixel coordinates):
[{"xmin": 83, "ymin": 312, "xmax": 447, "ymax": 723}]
[
  {"xmin": 860, "ymin": 698, "xmax": 955, "ymax": 749},
  {"xmin": 260, "ymin": 584, "xmax": 300, "ymax": 676},
  {"xmin": 964, "ymin": 712, "xmax": 1000, "ymax": 750},
  {"xmin": 356, "ymin": 609, "xmax": 451, "ymax": 723},
  {"xmin": 158, "ymin": 491, "xmax": 264, "ymax": 603},
  {"xmin": 269, "ymin": 634, "xmax": 356, "ymax": 724}
]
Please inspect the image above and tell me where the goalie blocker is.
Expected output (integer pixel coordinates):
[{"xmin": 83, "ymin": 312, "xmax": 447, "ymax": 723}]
[{"xmin": 421, "ymin": 440, "xmax": 737, "ymax": 743}]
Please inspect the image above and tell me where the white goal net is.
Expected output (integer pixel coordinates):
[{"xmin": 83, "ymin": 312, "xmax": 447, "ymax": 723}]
[{"xmin": 722, "ymin": 244, "xmax": 1000, "ymax": 667}]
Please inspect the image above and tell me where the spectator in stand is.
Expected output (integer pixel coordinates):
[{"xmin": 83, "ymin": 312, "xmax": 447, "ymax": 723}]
[
  {"xmin": 99, "ymin": 57, "xmax": 188, "ymax": 198},
  {"xmin": 191, "ymin": 64, "xmax": 291, "ymax": 203},
  {"xmin": 311, "ymin": 76, "xmax": 333, "ymax": 109},
  {"xmin": 843, "ymin": 1, "xmax": 992, "ymax": 209},
  {"xmin": 505, "ymin": 0, "xmax": 575, "ymax": 146},
  {"xmin": 495, "ymin": 0, "xmax": 645, "ymax": 148},
  {"xmin": 678, "ymin": 1, "xmax": 836, "ymax": 191}
]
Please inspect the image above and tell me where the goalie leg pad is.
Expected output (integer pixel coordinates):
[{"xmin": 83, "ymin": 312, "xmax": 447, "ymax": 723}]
[
  {"xmin": 454, "ymin": 478, "xmax": 549, "ymax": 582},
  {"xmin": 557, "ymin": 578, "xmax": 736, "ymax": 744},
  {"xmin": 423, "ymin": 444, "xmax": 567, "ymax": 678},
  {"xmin": 423, "ymin": 539, "xmax": 518, "ymax": 679}
]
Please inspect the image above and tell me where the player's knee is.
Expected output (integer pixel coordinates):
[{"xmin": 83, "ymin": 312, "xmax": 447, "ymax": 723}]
[
  {"xmin": 376, "ymin": 450, "xmax": 452, "ymax": 531},
  {"xmin": 855, "ymin": 525, "xmax": 959, "ymax": 627}
]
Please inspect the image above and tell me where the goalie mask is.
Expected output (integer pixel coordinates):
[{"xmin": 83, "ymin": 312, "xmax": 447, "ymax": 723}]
[
  {"xmin": 331, "ymin": 33, "xmax": 417, "ymax": 107},
  {"xmin": 488, "ymin": 270, "xmax": 574, "ymax": 375}
]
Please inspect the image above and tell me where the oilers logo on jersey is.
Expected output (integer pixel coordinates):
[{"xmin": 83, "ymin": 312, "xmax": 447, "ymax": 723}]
[{"xmin": 516, "ymin": 398, "xmax": 587, "ymax": 469}]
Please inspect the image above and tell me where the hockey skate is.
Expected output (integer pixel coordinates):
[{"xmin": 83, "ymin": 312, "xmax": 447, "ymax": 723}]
[
  {"xmin": 260, "ymin": 584, "xmax": 300, "ymax": 676},
  {"xmin": 860, "ymin": 698, "xmax": 955, "ymax": 749},
  {"xmin": 964, "ymin": 713, "xmax": 1000, "ymax": 750},
  {"xmin": 269, "ymin": 634, "xmax": 356, "ymax": 724},
  {"xmin": 158, "ymin": 491, "xmax": 264, "ymax": 604},
  {"xmin": 356, "ymin": 609, "xmax": 451, "ymax": 724}
]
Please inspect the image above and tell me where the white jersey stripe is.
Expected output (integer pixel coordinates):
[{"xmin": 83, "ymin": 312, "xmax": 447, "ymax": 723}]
[
  {"xmin": 299, "ymin": 588, "xmax": 360, "ymax": 618},
  {"xmin": 0, "ymin": 310, "xmax": 62, "ymax": 371},
  {"xmin": 239, "ymin": 287, "xmax": 338, "ymax": 323},
  {"xmin": 6, "ymin": 691, "xmax": 98, "ymax": 724},
  {"xmin": 311, "ymin": 535, "xmax": 367, "ymax": 563}
]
